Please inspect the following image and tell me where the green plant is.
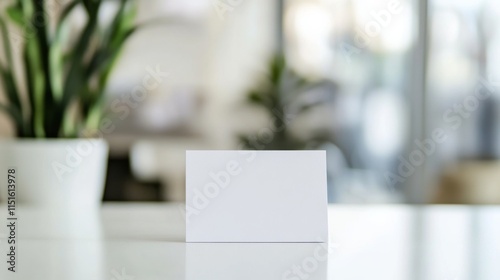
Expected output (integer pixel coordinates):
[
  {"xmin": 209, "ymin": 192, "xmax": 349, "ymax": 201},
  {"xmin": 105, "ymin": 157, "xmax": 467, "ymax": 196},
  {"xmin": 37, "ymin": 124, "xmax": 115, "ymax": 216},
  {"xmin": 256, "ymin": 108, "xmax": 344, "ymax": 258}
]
[
  {"xmin": 0, "ymin": 0, "xmax": 137, "ymax": 138},
  {"xmin": 240, "ymin": 55, "xmax": 319, "ymax": 150}
]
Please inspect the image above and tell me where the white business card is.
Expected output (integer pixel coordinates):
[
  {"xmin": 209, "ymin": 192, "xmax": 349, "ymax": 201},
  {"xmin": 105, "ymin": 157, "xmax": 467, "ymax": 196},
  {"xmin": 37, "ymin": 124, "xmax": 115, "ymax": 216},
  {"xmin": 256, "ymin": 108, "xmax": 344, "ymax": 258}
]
[{"xmin": 185, "ymin": 150, "xmax": 328, "ymax": 243}]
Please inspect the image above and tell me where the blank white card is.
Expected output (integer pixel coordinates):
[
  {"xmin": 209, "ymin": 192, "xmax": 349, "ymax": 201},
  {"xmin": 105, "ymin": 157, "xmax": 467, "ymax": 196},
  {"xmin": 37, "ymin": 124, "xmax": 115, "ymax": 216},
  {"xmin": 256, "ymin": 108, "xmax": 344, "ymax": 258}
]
[{"xmin": 186, "ymin": 151, "xmax": 328, "ymax": 243}]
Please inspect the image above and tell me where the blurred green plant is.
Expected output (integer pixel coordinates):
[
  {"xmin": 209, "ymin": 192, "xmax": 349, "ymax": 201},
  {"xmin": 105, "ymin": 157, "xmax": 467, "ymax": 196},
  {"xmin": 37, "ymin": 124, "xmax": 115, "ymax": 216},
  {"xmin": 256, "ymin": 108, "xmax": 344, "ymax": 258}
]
[
  {"xmin": 0, "ymin": 0, "xmax": 138, "ymax": 138},
  {"xmin": 240, "ymin": 55, "xmax": 324, "ymax": 150}
]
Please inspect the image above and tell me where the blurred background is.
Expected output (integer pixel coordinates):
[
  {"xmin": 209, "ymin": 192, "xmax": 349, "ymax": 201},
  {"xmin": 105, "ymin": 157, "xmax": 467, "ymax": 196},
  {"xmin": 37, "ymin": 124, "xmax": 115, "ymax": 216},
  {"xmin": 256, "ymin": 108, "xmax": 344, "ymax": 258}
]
[{"xmin": 1, "ymin": 0, "xmax": 500, "ymax": 205}]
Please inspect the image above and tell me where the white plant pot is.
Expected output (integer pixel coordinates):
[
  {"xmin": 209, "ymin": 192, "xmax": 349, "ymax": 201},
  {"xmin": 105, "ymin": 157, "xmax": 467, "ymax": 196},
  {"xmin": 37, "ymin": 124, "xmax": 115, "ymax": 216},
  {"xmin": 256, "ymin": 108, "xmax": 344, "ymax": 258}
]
[{"xmin": 0, "ymin": 139, "xmax": 109, "ymax": 208}]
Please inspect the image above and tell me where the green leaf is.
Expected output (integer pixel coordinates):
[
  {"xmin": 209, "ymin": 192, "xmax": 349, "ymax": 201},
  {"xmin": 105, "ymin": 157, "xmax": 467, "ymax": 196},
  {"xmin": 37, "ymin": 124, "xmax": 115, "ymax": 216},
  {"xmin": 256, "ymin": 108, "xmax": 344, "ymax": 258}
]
[
  {"xmin": 81, "ymin": 1, "xmax": 138, "ymax": 126},
  {"xmin": 0, "ymin": 18, "xmax": 24, "ymax": 124},
  {"xmin": 83, "ymin": 92, "xmax": 105, "ymax": 132},
  {"xmin": 82, "ymin": 0, "xmax": 101, "ymax": 18},
  {"xmin": 6, "ymin": 5, "xmax": 24, "ymax": 26},
  {"xmin": 91, "ymin": 0, "xmax": 134, "ymax": 70},
  {"xmin": 87, "ymin": 25, "xmax": 137, "ymax": 78},
  {"xmin": 50, "ymin": 1, "xmax": 81, "ymax": 104},
  {"xmin": 25, "ymin": 37, "xmax": 46, "ymax": 138},
  {"xmin": 110, "ymin": 0, "xmax": 136, "ymax": 42},
  {"xmin": 20, "ymin": 0, "xmax": 35, "ymax": 20},
  {"xmin": 270, "ymin": 55, "xmax": 286, "ymax": 84},
  {"xmin": 59, "ymin": 0, "xmax": 80, "ymax": 23},
  {"xmin": 0, "ymin": 103, "xmax": 23, "ymax": 130},
  {"xmin": 49, "ymin": 0, "xmax": 81, "ymax": 103},
  {"xmin": 49, "ymin": 41, "xmax": 64, "ymax": 102},
  {"xmin": 0, "ymin": 18, "xmax": 14, "ymax": 68},
  {"xmin": 0, "ymin": 67, "xmax": 21, "ymax": 110},
  {"xmin": 61, "ymin": 7, "xmax": 100, "ymax": 116},
  {"xmin": 81, "ymin": 0, "xmax": 93, "ymax": 15},
  {"xmin": 248, "ymin": 91, "xmax": 265, "ymax": 104},
  {"xmin": 54, "ymin": 0, "xmax": 80, "ymax": 40}
]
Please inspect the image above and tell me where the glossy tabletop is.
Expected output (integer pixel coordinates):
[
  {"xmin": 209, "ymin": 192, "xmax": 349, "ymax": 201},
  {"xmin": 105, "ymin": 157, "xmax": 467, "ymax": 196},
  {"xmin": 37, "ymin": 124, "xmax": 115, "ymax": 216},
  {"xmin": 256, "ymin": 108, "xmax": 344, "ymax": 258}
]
[{"xmin": 0, "ymin": 203, "xmax": 499, "ymax": 280}]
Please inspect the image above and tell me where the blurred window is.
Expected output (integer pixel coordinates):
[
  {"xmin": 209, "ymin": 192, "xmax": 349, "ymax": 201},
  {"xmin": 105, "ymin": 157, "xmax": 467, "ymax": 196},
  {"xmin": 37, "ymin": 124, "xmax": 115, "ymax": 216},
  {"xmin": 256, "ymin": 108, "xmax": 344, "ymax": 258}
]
[{"xmin": 285, "ymin": 0, "xmax": 417, "ymax": 202}]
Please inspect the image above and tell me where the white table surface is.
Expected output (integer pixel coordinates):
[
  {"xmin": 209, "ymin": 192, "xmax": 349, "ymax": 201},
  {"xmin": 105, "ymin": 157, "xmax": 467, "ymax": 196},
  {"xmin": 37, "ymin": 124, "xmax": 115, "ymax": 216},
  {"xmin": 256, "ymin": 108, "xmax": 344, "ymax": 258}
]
[{"xmin": 0, "ymin": 203, "xmax": 499, "ymax": 280}]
